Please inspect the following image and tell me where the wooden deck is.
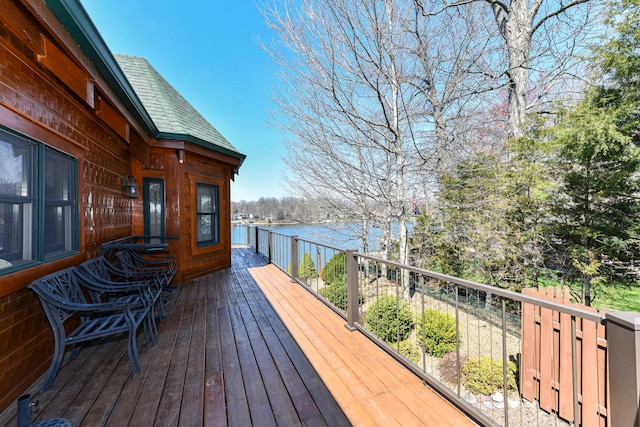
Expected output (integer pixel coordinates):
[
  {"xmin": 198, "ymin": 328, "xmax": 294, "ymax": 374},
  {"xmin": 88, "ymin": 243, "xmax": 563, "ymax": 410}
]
[{"xmin": 0, "ymin": 248, "xmax": 475, "ymax": 426}]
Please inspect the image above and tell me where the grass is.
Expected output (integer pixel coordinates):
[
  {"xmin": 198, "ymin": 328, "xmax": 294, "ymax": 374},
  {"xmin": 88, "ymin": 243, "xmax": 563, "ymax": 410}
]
[
  {"xmin": 592, "ymin": 285, "xmax": 640, "ymax": 312},
  {"xmin": 524, "ymin": 270, "xmax": 640, "ymax": 313}
]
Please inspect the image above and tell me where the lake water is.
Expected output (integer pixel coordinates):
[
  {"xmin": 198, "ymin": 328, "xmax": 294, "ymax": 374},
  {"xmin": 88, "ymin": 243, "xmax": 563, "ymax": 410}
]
[{"xmin": 232, "ymin": 221, "xmax": 414, "ymax": 252}]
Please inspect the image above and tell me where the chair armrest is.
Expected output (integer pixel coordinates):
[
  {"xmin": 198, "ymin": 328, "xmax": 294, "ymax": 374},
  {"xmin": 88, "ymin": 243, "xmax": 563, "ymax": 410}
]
[
  {"xmin": 76, "ymin": 270, "xmax": 156, "ymax": 293},
  {"xmin": 29, "ymin": 282, "xmax": 132, "ymax": 313}
]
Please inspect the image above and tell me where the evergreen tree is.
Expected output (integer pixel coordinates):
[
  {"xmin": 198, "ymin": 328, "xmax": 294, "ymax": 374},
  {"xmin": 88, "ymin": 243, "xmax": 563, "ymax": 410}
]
[
  {"xmin": 299, "ymin": 252, "xmax": 318, "ymax": 279},
  {"xmin": 547, "ymin": 0, "xmax": 640, "ymax": 304},
  {"xmin": 503, "ymin": 124, "xmax": 555, "ymax": 287},
  {"xmin": 321, "ymin": 252, "xmax": 346, "ymax": 286},
  {"xmin": 548, "ymin": 96, "xmax": 640, "ymax": 305},
  {"xmin": 435, "ymin": 154, "xmax": 521, "ymax": 288}
]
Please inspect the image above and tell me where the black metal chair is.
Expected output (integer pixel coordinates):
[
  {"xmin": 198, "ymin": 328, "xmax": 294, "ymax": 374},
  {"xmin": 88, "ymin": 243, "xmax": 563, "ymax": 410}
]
[
  {"xmin": 75, "ymin": 257, "xmax": 161, "ymax": 340},
  {"xmin": 17, "ymin": 394, "xmax": 71, "ymax": 427},
  {"xmin": 28, "ymin": 267, "xmax": 151, "ymax": 392},
  {"xmin": 115, "ymin": 249, "xmax": 177, "ymax": 292}
]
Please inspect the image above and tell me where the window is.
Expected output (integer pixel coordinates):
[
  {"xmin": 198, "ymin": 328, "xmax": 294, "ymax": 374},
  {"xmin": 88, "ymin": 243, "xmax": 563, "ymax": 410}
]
[
  {"xmin": 196, "ymin": 183, "xmax": 219, "ymax": 247},
  {"xmin": 0, "ymin": 129, "xmax": 78, "ymax": 273},
  {"xmin": 143, "ymin": 178, "xmax": 165, "ymax": 244},
  {"xmin": 43, "ymin": 147, "xmax": 76, "ymax": 258}
]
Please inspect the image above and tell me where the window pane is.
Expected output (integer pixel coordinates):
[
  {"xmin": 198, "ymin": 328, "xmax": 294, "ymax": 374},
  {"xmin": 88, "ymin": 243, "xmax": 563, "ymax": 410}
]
[
  {"xmin": 196, "ymin": 183, "xmax": 219, "ymax": 246},
  {"xmin": 197, "ymin": 214, "xmax": 212, "ymax": 241},
  {"xmin": 0, "ymin": 201, "xmax": 33, "ymax": 266},
  {"xmin": 145, "ymin": 179, "xmax": 165, "ymax": 243},
  {"xmin": 45, "ymin": 148, "xmax": 72, "ymax": 201},
  {"xmin": 0, "ymin": 132, "xmax": 35, "ymax": 269},
  {"xmin": 0, "ymin": 130, "xmax": 78, "ymax": 274},
  {"xmin": 44, "ymin": 147, "xmax": 76, "ymax": 258},
  {"xmin": 197, "ymin": 185, "xmax": 213, "ymax": 213},
  {"xmin": 0, "ymin": 138, "xmax": 33, "ymax": 197}
]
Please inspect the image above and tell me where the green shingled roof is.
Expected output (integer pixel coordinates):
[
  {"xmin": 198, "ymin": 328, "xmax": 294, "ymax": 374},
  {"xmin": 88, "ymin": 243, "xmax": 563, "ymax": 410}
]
[{"xmin": 115, "ymin": 54, "xmax": 244, "ymax": 161}]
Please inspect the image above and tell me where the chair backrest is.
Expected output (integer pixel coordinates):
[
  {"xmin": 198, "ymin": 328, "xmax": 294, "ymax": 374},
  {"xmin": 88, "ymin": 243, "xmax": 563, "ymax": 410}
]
[
  {"xmin": 114, "ymin": 250, "xmax": 140, "ymax": 272},
  {"xmin": 116, "ymin": 249, "xmax": 140, "ymax": 269},
  {"xmin": 28, "ymin": 267, "xmax": 87, "ymax": 324},
  {"xmin": 78, "ymin": 256, "xmax": 112, "ymax": 282}
]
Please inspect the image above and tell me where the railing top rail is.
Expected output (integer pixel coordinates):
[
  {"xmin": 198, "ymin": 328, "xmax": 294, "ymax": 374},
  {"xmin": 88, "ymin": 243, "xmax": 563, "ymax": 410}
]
[
  {"xmin": 354, "ymin": 251, "xmax": 606, "ymax": 323},
  {"xmin": 243, "ymin": 225, "xmax": 606, "ymax": 323},
  {"xmin": 297, "ymin": 237, "xmax": 346, "ymax": 253},
  {"xmin": 248, "ymin": 225, "xmax": 347, "ymax": 252},
  {"xmin": 268, "ymin": 231, "xmax": 294, "ymax": 240}
]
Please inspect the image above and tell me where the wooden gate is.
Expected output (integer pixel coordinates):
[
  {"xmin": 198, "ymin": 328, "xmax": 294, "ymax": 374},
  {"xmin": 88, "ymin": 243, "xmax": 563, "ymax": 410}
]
[{"xmin": 521, "ymin": 287, "xmax": 608, "ymax": 427}]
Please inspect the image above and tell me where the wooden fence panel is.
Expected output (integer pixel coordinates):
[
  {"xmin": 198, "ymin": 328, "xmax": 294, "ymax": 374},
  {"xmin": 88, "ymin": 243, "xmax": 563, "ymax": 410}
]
[
  {"xmin": 558, "ymin": 287, "xmax": 573, "ymax": 420},
  {"xmin": 521, "ymin": 299, "xmax": 537, "ymax": 401},
  {"xmin": 539, "ymin": 290, "xmax": 555, "ymax": 412},
  {"xmin": 582, "ymin": 313, "xmax": 598, "ymax": 427},
  {"xmin": 597, "ymin": 321, "xmax": 608, "ymax": 427},
  {"xmin": 521, "ymin": 287, "xmax": 608, "ymax": 427}
]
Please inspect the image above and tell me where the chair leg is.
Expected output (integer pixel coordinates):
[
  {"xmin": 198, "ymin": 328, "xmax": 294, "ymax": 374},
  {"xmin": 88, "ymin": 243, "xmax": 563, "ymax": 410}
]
[
  {"xmin": 144, "ymin": 312, "xmax": 157, "ymax": 345},
  {"xmin": 127, "ymin": 327, "xmax": 142, "ymax": 375},
  {"xmin": 70, "ymin": 343, "xmax": 85, "ymax": 360},
  {"xmin": 155, "ymin": 297, "xmax": 166, "ymax": 319},
  {"xmin": 40, "ymin": 328, "xmax": 66, "ymax": 393}
]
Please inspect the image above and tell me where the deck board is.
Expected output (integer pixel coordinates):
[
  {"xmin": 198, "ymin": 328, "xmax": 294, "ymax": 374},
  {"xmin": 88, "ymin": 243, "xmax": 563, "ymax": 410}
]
[
  {"xmin": 0, "ymin": 248, "xmax": 474, "ymax": 426},
  {"xmin": 244, "ymin": 249, "xmax": 477, "ymax": 427}
]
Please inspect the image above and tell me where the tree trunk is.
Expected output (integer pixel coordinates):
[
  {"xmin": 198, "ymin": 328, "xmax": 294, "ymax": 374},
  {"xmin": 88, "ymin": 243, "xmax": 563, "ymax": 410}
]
[{"xmin": 492, "ymin": 0, "xmax": 531, "ymax": 140}]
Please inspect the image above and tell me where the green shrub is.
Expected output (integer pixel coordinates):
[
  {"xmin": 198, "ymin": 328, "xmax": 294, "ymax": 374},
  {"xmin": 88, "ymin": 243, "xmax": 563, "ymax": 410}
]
[
  {"xmin": 396, "ymin": 340, "xmax": 421, "ymax": 364},
  {"xmin": 462, "ymin": 356, "xmax": 518, "ymax": 395},
  {"xmin": 318, "ymin": 277, "xmax": 364, "ymax": 312},
  {"xmin": 319, "ymin": 280, "xmax": 348, "ymax": 311},
  {"xmin": 416, "ymin": 309, "xmax": 458, "ymax": 357},
  {"xmin": 321, "ymin": 252, "xmax": 346, "ymax": 286},
  {"xmin": 299, "ymin": 252, "xmax": 318, "ymax": 278},
  {"xmin": 364, "ymin": 294, "xmax": 413, "ymax": 343}
]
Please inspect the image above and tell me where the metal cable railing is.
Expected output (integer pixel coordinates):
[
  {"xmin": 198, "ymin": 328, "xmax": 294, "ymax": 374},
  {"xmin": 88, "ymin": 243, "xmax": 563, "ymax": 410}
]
[{"xmin": 231, "ymin": 224, "xmax": 615, "ymax": 427}]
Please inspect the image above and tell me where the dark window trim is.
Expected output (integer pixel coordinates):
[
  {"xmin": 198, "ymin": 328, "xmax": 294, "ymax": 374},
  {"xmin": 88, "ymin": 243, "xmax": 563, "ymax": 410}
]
[
  {"xmin": 196, "ymin": 182, "xmax": 219, "ymax": 248},
  {"xmin": 0, "ymin": 128, "xmax": 79, "ymax": 275},
  {"xmin": 143, "ymin": 177, "xmax": 166, "ymax": 243}
]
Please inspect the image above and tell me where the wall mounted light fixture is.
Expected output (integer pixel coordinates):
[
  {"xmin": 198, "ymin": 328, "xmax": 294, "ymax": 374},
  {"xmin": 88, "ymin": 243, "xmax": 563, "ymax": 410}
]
[
  {"xmin": 177, "ymin": 149, "xmax": 185, "ymax": 164},
  {"xmin": 123, "ymin": 175, "xmax": 139, "ymax": 198}
]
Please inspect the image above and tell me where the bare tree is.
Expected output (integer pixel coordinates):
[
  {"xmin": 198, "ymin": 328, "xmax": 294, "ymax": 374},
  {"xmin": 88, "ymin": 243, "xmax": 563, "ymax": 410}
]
[
  {"xmin": 261, "ymin": 0, "xmax": 421, "ymax": 273},
  {"xmin": 261, "ymin": 0, "xmax": 498, "ymax": 282},
  {"xmin": 416, "ymin": 0, "xmax": 599, "ymax": 139}
]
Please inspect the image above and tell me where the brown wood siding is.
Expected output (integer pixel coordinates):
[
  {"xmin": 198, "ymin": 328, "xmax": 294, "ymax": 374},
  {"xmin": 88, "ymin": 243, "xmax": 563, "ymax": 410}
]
[
  {"xmin": 133, "ymin": 147, "xmax": 234, "ymax": 284},
  {"xmin": 181, "ymin": 153, "xmax": 232, "ymax": 281},
  {"xmin": 0, "ymin": 0, "xmax": 136, "ymax": 411},
  {"xmin": 0, "ymin": 0, "xmax": 241, "ymax": 412}
]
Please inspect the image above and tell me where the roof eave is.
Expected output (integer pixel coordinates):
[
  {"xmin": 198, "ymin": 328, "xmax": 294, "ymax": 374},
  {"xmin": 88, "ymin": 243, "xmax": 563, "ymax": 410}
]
[
  {"xmin": 157, "ymin": 132, "xmax": 246, "ymax": 166},
  {"xmin": 44, "ymin": 0, "xmax": 159, "ymax": 136}
]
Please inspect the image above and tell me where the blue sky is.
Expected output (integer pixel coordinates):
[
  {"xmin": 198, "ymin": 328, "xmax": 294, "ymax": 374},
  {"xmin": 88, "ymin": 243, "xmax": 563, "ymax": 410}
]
[{"xmin": 79, "ymin": 0, "xmax": 287, "ymax": 202}]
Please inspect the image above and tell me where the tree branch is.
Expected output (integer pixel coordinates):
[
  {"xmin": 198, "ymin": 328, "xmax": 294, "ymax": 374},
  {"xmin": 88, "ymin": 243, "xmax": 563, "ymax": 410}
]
[{"xmin": 531, "ymin": 0, "xmax": 590, "ymax": 35}]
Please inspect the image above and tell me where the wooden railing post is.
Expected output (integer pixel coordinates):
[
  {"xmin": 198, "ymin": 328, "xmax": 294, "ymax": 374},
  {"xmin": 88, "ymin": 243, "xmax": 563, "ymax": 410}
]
[
  {"xmin": 254, "ymin": 226, "xmax": 259, "ymax": 254},
  {"xmin": 345, "ymin": 249, "xmax": 358, "ymax": 331},
  {"xmin": 607, "ymin": 311, "xmax": 640, "ymax": 427},
  {"xmin": 268, "ymin": 230, "xmax": 273, "ymax": 263},
  {"xmin": 290, "ymin": 235, "xmax": 299, "ymax": 281},
  {"xmin": 246, "ymin": 224, "xmax": 250, "ymax": 246}
]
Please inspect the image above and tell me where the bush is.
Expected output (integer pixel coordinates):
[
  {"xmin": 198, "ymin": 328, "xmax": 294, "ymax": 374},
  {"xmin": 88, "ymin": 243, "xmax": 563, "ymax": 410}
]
[
  {"xmin": 438, "ymin": 352, "xmax": 467, "ymax": 386},
  {"xmin": 462, "ymin": 356, "xmax": 518, "ymax": 395},
  {"xmin": 321, "ymin": 252, "xmax": 346, "ymax": 286},
  {"xmin": 364, "ymin": 294, "xmax": 413, "ymax": 343},
  {"xmin": 416, "ymin": 309, "xmax": 458, "ymax": 357},
  {"xmin": 319, "ymin": 280, "xmax": 348, "ymax": 311},
  {"xmin": 299, "ymin": 252, "xmax": 318, "ymax": 278},
  {"xmin": 396, "ymin": 340, "xmax": 421, "ymax": 365}
]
